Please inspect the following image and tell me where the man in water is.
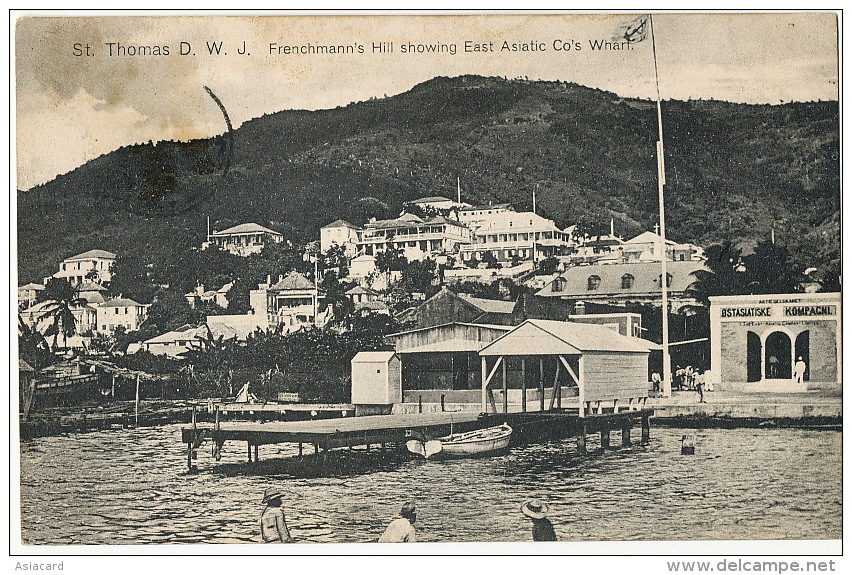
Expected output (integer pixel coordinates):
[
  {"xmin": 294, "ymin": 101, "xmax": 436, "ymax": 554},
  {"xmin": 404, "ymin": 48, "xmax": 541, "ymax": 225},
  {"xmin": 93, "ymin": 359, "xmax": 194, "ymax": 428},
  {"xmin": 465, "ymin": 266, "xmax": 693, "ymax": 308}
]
[
  {"xmin": 521, "ymin": 499, "xmax": 557, "ymax": 541},
  {"xmin": 260, "ymin": 487, "xmax": 293, "ymax": 543},
  {"xmin": 378, "ymin": 501, "xmax": 417, "ymax": 542}
]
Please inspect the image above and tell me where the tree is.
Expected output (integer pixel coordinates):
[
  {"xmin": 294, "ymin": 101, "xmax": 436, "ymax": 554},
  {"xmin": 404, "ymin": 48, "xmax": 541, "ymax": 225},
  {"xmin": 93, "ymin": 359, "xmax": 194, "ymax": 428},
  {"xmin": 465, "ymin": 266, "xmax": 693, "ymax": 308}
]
[
  {"xmin": 323, "ymin": 243, "xmax": 349, "ymax": 278},
  {"xmin": 225, "ymin": 277, "xmax": 255, "ymax": 315},
  {"xmin": 480, "ymin": 251, "xmax": 500, "ymax": 269},
  {"xmin": 742, "ymin": 240, "xmax": 802, "ymax": 294},
  {"xmin": 375, "ymin": 246, "xmax": 408, "ymax": 273},
  {"xmin": 18, "ymin": 315, "xmax": 55, "ymax": 369},
  {"xmin": 142, "ymin": 288, "xmax": 201, "ymax": 333},
  {"xmin": 39, "ymin": 278, "xmax": 86, "ymax": 351},
  {"xmin": 685, "ymin": 241, "xmax": 749, "ymax": 306},
  {"xmin": 537, "ymin": 256, "xmax": 559, "ymax": 275},
  {"xmin": 109, "ymin": 252, "xmax": 157, "ymax": 303}
]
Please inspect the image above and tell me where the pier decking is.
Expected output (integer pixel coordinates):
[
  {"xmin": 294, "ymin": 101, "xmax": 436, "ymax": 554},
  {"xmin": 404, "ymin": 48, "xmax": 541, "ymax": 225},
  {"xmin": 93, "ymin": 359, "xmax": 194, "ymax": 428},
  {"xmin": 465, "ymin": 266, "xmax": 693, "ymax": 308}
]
[{"xmin": 181, "ymin": 407, "xmax": 654, "ymax": 471}]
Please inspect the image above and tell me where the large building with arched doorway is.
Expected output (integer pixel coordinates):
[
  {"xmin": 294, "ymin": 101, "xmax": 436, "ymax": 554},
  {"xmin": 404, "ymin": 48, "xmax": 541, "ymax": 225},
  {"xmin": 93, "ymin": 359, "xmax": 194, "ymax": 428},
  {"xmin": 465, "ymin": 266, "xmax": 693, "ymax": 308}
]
[{"xmin": 708, "ymin": 293, "xmax": 841, "ymax": 391}]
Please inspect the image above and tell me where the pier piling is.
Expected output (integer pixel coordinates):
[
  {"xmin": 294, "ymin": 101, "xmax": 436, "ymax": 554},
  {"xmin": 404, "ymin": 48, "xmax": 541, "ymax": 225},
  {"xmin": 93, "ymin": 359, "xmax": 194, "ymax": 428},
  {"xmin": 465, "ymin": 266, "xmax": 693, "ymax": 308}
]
[
  {"xmin": 576, "ymin": 420, "xmax": 587, "ymax": 454},
  {"xmin": 179, "ymin": 408, "xmax": 654, "ymax": 471},
  {"xmin": 641, "ymin": 413, "xmax": 650, "ymax": 442}
]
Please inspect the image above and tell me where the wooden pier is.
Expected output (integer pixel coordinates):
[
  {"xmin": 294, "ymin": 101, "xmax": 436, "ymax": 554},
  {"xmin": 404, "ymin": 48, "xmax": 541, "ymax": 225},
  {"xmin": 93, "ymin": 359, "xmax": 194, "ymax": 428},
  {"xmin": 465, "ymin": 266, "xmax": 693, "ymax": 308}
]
[{"xmin": 181, "ymin": 406, "xmax": 653, "ymax": 472}]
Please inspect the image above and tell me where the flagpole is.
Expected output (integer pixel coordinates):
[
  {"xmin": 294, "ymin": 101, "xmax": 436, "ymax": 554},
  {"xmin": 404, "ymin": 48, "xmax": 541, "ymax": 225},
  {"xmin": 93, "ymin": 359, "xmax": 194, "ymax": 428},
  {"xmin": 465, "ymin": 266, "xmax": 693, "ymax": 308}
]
[{"xmin": 650, "ymin": 14, "xmax": 672, "ymax": 397}]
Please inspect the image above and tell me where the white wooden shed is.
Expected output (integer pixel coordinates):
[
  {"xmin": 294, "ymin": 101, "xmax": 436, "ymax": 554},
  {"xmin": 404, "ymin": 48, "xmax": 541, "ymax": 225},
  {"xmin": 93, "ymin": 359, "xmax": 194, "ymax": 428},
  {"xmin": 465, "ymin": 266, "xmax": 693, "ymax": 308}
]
[
  {"xmin": 351, "ymin": 351, "xmax": 402, "ymax": 406},
  {"xmin": 478, "ymin": 319, "xmax": 655, "ymax": 416}
]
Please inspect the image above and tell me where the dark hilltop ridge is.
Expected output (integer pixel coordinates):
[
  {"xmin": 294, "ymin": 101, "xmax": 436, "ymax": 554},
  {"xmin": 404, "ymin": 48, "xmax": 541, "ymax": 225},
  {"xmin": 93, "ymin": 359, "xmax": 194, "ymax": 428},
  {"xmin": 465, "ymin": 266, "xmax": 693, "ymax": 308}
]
[{"xmin": 18, "ymin": 75, "xmax": 839, "ymax": 284}]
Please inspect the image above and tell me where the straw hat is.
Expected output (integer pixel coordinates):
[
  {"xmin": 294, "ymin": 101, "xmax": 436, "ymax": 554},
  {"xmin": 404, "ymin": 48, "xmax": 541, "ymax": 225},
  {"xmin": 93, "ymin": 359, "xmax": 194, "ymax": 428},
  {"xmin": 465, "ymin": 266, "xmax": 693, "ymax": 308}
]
[
  {"xmin": 521, "ymin": 499, "xmax": 549, "ymax": 519},
  {"xmin": 262, "ymin": 487, "xmax": 285, "ymax": 504}
]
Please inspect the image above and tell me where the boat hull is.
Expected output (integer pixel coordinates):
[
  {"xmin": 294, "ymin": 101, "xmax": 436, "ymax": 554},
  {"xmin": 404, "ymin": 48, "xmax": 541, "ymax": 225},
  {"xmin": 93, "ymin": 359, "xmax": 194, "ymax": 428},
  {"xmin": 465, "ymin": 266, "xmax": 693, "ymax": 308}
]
[{"xmin": 407, "ymin": 424, "xmax": 513, "ymax": 459}]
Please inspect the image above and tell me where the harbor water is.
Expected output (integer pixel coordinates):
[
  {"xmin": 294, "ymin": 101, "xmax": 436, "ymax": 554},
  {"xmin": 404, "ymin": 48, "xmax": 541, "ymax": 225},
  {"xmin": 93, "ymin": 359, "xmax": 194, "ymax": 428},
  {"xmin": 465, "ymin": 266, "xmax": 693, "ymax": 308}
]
[{"xmin": 18, "ymin": 424, "xmax": 841, "ymax": 544}]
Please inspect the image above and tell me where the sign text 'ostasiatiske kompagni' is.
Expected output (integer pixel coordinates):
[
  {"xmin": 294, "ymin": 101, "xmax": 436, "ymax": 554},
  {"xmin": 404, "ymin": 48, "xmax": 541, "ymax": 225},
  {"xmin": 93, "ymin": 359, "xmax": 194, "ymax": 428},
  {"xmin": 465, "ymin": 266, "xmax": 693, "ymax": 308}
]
[{"xmin": 720, "ymin": 305, "xmax": 837, "ymax": 319}]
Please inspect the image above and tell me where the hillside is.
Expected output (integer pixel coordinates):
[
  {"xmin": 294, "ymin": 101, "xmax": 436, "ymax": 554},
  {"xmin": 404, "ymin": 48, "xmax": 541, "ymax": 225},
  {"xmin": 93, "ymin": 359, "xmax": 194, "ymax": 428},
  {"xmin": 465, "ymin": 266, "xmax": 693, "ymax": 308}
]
[{"xmin": 17, "ymin": 75, "xmax": 839, "ymax": 285}]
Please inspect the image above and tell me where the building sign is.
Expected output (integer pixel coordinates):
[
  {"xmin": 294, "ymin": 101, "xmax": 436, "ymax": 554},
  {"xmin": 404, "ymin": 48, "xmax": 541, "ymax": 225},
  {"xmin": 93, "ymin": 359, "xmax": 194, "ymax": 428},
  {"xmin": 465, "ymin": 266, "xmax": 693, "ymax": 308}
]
[
  {"xmin": 784, "ymin": 305, "xmax": 836, "ymax": 317},
  {"xmin": 720, "ymin": 307, "xmax": 772, "ymax": 318}
]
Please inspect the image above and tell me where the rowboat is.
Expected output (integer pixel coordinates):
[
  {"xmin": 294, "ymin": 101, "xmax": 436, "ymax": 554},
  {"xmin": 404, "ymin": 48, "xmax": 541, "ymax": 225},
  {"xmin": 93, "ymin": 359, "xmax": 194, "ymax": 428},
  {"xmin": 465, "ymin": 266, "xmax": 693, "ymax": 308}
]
[{"xmin": 406, "ymin": 423, "xmax": 513, "ymax": 459}]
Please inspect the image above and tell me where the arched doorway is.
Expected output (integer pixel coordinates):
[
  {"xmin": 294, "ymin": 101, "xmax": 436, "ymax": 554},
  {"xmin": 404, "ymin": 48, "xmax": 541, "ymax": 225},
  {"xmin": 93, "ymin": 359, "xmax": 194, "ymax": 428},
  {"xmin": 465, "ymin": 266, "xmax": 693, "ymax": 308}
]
[
  {"xmin": 795, "ymin": 331, "xmax": 810, "ymax": 381},
  {"xmin": 765, "ymin": 331, "xmax": 792, "ymax": 379},
  {"xmin": 746, "ymin": 331, "xmax": 762, "ymax": 382}
]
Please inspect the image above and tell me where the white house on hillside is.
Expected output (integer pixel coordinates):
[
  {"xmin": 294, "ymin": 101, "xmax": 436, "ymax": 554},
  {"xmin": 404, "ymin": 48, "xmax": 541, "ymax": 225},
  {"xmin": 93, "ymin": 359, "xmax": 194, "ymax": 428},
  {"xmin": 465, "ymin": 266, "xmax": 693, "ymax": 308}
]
[
  {"xmin": 320, "ymin": 219, "xmax": 360, "ymax": 258},
  {"xmin": 96, "ymin": 298, "xmax": 150, "ymax": 333},
  {"xmin": 50, "ymin": 249, "xmax": 116, "ymax": 286},
  {"xmin": 459, "ymin": 211, "xmax": 574, "ymax": 265},
  {"xmin": 204, "ymin": 223, "xmax": 284, "ymax": 256}
]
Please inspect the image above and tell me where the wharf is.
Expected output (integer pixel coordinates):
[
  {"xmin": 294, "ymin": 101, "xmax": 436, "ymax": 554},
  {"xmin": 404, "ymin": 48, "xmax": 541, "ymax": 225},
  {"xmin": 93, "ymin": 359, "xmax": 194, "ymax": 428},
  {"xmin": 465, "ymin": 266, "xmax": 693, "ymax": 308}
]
[{"xmin": 181, "ymin": 407, "xmax": 654, "ymax": 471}]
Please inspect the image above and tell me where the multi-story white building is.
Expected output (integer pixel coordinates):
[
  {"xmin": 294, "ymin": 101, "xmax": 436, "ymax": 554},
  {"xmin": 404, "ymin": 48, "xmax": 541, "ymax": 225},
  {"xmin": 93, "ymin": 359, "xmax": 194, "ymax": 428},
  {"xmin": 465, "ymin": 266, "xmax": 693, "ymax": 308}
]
[
  {"xmin": 458, "ymin": 211, "xmax": 574, "ymax": 266},
  {"xmin": 320, "ymin": 219, "xmax": 360, "ymax": 258},
  {"xmin": 96, "ymin": 298, "xmax": 150, "ymax": 333},
  {"xmin": 456, "ymin": 203, "xmax": 514, "ymax": 226},
  {"xmin": 620, "ymin": 231, "xmax": 704, "ymax": 263},
  {"xmin": 249, "ymin": 272, "xmax": 327, "ymax": 328},
  {"xmin": 204, "ymin": 223, "xmax": 284, "ymax": 257},
  {"xmin": 50, "ymin": 249, "xmax": 116, "ymax": 286},
  {"xmin": 357, "ymin": 214, "xmax": 471, "ymax": 261}
]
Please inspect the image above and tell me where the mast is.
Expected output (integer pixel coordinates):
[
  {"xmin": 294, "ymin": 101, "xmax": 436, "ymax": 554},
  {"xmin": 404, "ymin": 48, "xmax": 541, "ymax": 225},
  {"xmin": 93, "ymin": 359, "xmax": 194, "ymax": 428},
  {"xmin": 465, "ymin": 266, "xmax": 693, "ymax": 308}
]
[
  {"xmin": 650, "ymin": 15, "xmax": 672, "ymax": 397},
  {"xmin": 457, "ymin": 176, "xmax": 461, "ymax": 204}
]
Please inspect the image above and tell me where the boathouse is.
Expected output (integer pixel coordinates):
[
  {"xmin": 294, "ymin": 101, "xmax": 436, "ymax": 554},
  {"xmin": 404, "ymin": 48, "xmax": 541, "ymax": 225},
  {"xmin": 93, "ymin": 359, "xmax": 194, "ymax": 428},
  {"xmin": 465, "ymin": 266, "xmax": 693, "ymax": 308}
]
[
  {"xmin": 479, "ymin": 319, "xmax": 654, "ymax": 416},
  {"xmin": 708, "ymin": 292, "xmax": 841, "ymax": 392},
  {"xmin": 387, "ymin": 322, "xmax": 513, "ymax": 404}
]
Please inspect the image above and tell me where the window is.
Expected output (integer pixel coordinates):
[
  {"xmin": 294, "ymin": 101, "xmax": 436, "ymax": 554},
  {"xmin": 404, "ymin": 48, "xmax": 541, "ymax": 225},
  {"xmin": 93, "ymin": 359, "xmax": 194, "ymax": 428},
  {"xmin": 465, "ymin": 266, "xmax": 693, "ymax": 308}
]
[
  {"xmin": 621, "ymin": 274, "xmax": 635, "ymax": 289},
  {"xmin": 658, "ymin": 273, "xmax": 673, "ymax": 288},
  {"xmin": 552, "ymin": 277, "xmax": 566, "ymax": 292},
  {"xmin": 587, "ymin": 275, "xmax": 601, "ymax": 290}
]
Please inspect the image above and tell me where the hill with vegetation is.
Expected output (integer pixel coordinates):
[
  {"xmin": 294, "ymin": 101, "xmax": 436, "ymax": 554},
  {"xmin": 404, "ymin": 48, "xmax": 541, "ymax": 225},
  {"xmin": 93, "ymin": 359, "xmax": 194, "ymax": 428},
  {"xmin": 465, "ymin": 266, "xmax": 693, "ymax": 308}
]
[{"xmin": 18, "ymin": 75, "xmax": 839, "ymax": 287}]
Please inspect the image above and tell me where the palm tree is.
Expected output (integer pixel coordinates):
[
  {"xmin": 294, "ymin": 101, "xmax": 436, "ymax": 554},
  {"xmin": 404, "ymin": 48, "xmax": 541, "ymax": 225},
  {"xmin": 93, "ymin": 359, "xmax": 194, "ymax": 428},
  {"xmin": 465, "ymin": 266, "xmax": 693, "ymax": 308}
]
[
  {"xmin": 39, "ymin": 278, "xmax": 86, "ymax": 351},
  {"xmin": 684, "ymin": 241, "xmax": 749, "ymax": 307},
  {"xmin": 18, "ymin": 314, "xmax": 54, "ymax": 369}
]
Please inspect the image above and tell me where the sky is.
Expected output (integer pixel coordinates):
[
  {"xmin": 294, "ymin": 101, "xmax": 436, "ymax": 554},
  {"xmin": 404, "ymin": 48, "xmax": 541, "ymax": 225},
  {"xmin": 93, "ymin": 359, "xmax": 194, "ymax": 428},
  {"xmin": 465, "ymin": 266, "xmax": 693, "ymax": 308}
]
[{"xmin": 14, "ymin": 12, "xmax": 839, "ymax": 190}]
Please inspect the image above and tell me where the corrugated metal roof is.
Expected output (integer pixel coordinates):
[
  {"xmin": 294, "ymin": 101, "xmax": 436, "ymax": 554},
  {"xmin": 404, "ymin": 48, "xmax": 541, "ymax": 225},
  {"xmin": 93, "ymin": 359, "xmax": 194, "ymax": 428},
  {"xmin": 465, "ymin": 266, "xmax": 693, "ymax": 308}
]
[
  {"xmin": 387, "ymin": 322, "xmax": 513, "ymax": 338},
  {"xmin": 395, "ymin": 338, "xmax": 491, "ymax": 353},
  {"xmin": 480, "ymin": 319, "xmax": 652, "ymax": 356}
]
